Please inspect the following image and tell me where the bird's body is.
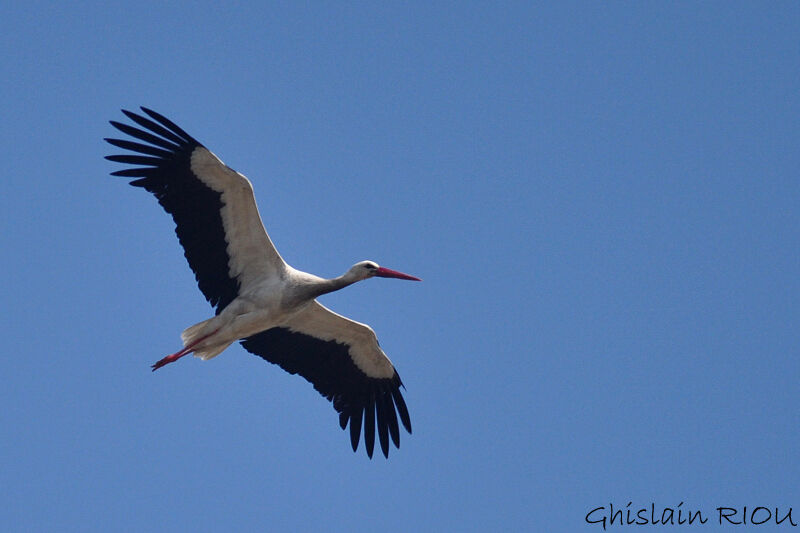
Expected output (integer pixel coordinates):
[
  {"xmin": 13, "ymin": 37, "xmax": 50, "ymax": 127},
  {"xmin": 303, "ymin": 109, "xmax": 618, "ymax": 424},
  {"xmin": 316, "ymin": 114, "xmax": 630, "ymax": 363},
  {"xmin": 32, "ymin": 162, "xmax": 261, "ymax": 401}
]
[{"xmin": 105, "ymin": 108, "xmax": 419, "ymax": 458}]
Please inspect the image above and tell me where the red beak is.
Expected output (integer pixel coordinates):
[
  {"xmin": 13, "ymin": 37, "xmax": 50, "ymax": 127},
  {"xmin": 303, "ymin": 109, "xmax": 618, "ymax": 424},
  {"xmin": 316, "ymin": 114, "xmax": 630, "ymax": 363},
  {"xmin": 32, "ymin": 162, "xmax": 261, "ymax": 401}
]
[{"xmin": 375, "ymin": 267, "xmax": 422, "ymax": 281}]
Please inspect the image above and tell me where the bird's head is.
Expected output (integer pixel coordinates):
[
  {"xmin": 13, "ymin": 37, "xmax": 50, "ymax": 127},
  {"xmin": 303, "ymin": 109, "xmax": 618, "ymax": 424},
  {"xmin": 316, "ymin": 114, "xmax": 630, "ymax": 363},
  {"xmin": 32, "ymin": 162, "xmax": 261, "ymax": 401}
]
[{"xmin": 349, "ymin": 261, "xmax": 422, "ymax": 282}]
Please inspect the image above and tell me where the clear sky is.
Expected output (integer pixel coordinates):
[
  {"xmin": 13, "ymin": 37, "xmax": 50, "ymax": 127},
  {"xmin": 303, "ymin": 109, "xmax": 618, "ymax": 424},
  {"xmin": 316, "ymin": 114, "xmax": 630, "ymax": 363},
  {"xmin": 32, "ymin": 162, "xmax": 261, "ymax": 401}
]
[{"xmin": 1, "ymin": 2, "xmax": 798, "ymax": 532}]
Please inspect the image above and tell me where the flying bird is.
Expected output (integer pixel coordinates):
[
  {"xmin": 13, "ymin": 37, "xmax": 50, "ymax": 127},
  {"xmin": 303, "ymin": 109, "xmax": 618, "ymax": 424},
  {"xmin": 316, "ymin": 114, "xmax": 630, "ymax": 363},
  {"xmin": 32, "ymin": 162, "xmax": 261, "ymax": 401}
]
[{"xmin": 105, "ymin": 107, "xmax": 420, "ymax": 458}]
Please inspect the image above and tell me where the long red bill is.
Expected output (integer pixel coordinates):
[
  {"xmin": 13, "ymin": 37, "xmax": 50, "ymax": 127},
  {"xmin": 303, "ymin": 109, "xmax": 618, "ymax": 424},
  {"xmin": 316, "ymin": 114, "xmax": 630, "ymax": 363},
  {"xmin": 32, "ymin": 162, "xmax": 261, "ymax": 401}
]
[{"xmin": 375, "ymin": 267, "xmax": 422, "ymax": 281}]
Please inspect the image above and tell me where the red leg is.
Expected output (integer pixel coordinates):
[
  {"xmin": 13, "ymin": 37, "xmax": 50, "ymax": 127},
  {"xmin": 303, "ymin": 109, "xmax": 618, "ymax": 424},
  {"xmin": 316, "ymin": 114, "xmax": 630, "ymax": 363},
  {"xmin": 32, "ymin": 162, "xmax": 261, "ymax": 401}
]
[
  {"xmin": 151, "ymin": 329, "xmax": 219, "ymax": 371},
  {"xmin": 151, "ymin": 351, "xmax": 187, "ymax": 371}
]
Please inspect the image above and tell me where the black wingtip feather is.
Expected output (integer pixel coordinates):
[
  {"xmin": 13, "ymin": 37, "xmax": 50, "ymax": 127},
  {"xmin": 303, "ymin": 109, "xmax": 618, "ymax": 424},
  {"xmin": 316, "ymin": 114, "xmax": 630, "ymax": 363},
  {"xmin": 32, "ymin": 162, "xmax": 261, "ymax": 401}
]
[
  {"xmin": 122, "ymin": 109, "xmax": 188, "ymax": 147},
  {"xmin": 376, "ymin": 390, "xmax": 390, "ymax": 458},
  {"xmin": 364, "ymin": 394, "xmax": 376, "ymax": 459},
  {"xmin": 349, "ymin": 408, "xmax": 363, "ymax": 452},
  {"xmin": 104, "ymin": 137, "xmax": 173, "ymax": 158},
  {"xmin": 110, "ymin": 168, "xmax": 153, "ymax": 178},
  {"xmin": 109, "ymin": 120, "xmax": 181, "ymax": 151},
  {"xmin": 392, "ymin": 386, "xmax": 412, "ymax": 434},
  {"xmin": 384, "ymin": 391, "xmax": 401, "ymax": 448},
  {"xmin": 105, "ymin": 154, "xmax": 163, "ymax": 166},
  {"xmin": 140, "ymin": 107, "xmax": 199, "ymax": 144},
  {"xmin": 129, "ymin": 177, "xmax": 150, "ymax": 187}
]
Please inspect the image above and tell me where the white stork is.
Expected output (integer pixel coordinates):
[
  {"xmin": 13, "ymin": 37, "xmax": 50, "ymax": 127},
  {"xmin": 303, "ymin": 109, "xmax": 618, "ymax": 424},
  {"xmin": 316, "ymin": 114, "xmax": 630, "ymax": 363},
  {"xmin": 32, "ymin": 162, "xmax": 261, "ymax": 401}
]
[{"xmin": 105, "ymin": 108, "xmax": 420, "ymax": 458}]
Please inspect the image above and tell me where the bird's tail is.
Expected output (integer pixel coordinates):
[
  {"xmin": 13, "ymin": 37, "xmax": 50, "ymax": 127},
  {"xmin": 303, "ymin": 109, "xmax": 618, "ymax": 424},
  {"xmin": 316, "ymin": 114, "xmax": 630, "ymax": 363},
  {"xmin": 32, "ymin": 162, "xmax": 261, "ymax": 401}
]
[
  {"xmin": 193, "ymin": 343, "xmax": 230, "ymax": 361},
  {"xmin": 181, "ymin": 318, "xmax": 214, "ymax": 347},
  {"xmin": 180, "ymin": 318, "xmax": 229, "ymax": 360}
]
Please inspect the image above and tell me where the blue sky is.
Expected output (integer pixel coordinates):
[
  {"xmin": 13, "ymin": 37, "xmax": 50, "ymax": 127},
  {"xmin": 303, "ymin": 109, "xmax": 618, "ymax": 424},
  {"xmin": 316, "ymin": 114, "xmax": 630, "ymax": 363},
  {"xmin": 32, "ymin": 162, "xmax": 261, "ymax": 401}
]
[{"xmin": 2, "ymin": 2, "xmax": 798, "ymax": 531}]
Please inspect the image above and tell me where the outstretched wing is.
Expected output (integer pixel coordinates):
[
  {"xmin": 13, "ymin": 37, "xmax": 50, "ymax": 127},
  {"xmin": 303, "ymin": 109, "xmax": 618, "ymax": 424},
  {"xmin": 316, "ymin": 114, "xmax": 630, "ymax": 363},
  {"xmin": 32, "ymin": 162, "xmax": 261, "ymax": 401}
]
[
  {"xmin": 240, "ymin": 301, "xmax": 412, "ymax": 458},
  {"xmin": 105, "ymin": 107, "xmax": 287, "ymax": 313}
]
